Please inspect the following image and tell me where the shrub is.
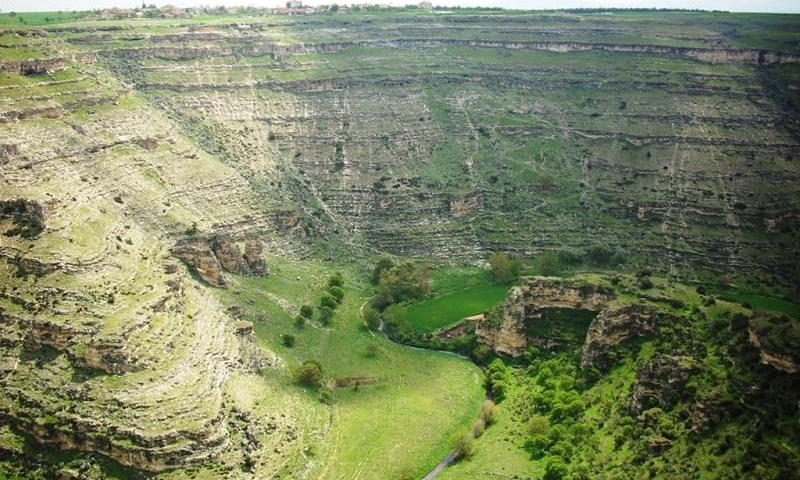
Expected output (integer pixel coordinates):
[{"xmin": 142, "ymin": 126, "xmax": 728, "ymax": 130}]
[
  {"xmin": 637, "ymin": 276, "xmax": 654, "ymax": 290},
  {"xmin": 282, "ymin": 334, "xmax": 296, "ymax": 347},
  {"xmin": 471, "ymin": 418, "xmax": 486, "ymax": 438},
  {"xmin": 293, "ymin": 315, "xmax": 306, "ymax": 329},
  {"xmin": 537, "ymin": 251, "xmax": 561, "ymax": 276}
]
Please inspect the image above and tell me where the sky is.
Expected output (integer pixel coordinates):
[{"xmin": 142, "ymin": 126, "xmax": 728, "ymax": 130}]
[{"xmin": 2, "ymin": 0, "xmax": 799, "ymax": 14}]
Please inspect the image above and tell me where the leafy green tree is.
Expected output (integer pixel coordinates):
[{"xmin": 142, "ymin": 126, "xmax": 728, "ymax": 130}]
[
  {"xmin": 318, "ymin": 306, "xmax": 334, "ymax": 325},
  {"xmin": 363, "ymin": 306, "xmax": 381, "ymax": 331},
  {"xmin": 453, "ymin": 432, "xmax": 475, "ymax": 460},
  {"xmin": 300, "ymin": 304, "xmax": 314, "ymax": 319},
  {"xmin": 537, "ymin": 251, "xmax": 561, "ymax": 276},
  {"xmin": 328, "ymin": 285, "xmax": 344, "ymax": 304},
  {"xmin": 376, "ymin": 261, "xmax": 431, "ymax": 305},
  {"xmin": 527, "ymin": 414, "xmax": 551, "ymax": 437},
  {"xmin": 320, "ymin": 293, "xmax": 338, "ymax": 310},
  {"xmin": 327, "ymin": 272, "xmax": 344, "ymax": 288},
  {"xmin": 371, "ymin": 256, "xmax": 396, "ymax": 285},
  {"xmin": 295, "ymin": 360, "xmax": 323, "ymax": 387},
  {"xmin": 488, "ymin": 252, "xmax": 520, "ymax": 284},
  {"xmin": 543, "ymin": 456, "xmax": 568, "ymax": 480}
]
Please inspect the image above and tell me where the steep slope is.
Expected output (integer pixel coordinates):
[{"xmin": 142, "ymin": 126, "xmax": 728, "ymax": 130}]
[
  {"xmin": 59, "ymin": 10, "xmax": 800, "ymax": 292},
  {"xmin": 1, "ymin": 8, "xmax": 799, "ymax": 479},
  {"xmin": 0, "ymin": 35, "xmax": 320, "ymax": 477}
]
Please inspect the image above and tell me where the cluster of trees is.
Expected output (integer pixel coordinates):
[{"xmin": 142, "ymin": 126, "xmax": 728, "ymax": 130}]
[
  {"xmin": 371, "ymin": 257, "xmax": 432, "ymax": 309},
  {"xmin": 293, "ymin": 272, "xmax": 345, "ymax": 334}
]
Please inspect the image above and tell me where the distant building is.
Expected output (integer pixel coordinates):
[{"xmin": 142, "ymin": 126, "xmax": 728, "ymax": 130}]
[
  {"xmin": 287, "ymin": 0, "xmax": 303, "ymax": 8},
  {"xmin": 418, "ymin": 1, "xmax": 433, "ymax": 9}
]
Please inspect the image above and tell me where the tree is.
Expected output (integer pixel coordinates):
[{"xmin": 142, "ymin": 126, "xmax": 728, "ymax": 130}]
[
  {"xmin": 300, "ymin": 304, "xmax": 314, "ymax": 319},
  {"xmin": 295, "ymin": 360, "xmax": 323, "ymax": 388},
  {"xmin": 537, "ymin": 251, "xmax": 561, "ymax": 276},
  {"xmin": 294, "ymin": 315, "xmax": 306, "ymax": 329},
  {"xmin": 328, "ymin": 285, "xmax": 344, "ymax": 304},
  {"xmin": 481, "ymin": 400, "xmax": 498, "ymax": 426},
  {"xmin": 372, "ymin": 256, "xmax": 396, "ymax": 285},
  {"xmin": 318, "ymin": 306, "xmax": 334, "ymax": 325},
  {"xmin": 452, "ymin": 432, "xmax": 475, "ymax": 460},
  {"xmin": 319, "ymin": 293, "xmax": 338, "ymax": 310},
  {"xmin": 327, "ymin": 272, "xmax": 344, "ymax": 288},
  {"xmin": 376, "ymin": 261, "xmax": 431, "ymax": 305},
  {"xmin": 488, "ymin": 252, "xmax": 519, "ymax": 284},
  {"xmin": 363, "ymin": 306, "xmax": 381, "ymax": 331},
  {"xmin": 282, "ymin": 334, "xmax": 296, "ymax": 347}
]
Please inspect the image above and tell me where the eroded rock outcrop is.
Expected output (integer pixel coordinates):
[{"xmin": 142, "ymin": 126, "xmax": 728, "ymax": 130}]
[
  {"xmin": 172, "ymin": 235, "xmax": 269, "ymax": 286},
  {"xmin": 0, "ymin": 198, "xmax": 46, "ymax": 238},
  {"xmin": 476, "ymin": 276, "xmax": 614, "ymax": 356}
]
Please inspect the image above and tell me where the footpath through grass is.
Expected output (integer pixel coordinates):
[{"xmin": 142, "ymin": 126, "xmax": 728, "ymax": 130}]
[{"xmin": 390, "ymin": 283, "xmax": 510, "ymax": 332}]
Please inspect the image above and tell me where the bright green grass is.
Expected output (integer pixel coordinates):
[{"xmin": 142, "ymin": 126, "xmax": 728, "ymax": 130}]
[
  {"xmin": 390, "ymin": 284, "xmax": 510, "ymax": 332},
  {"xmin": 711, "ymin": 288, "xmax": 800, "ymax": 319},
  {"xmin": 220, "ymin": 255, "xmax": 485, "ymax": 480}
]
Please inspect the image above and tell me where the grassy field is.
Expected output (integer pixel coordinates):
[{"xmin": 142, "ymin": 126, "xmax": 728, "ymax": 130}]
[
  {"xmin": 388, "ymin": 283, "xmax": 510, "ymax": 332},
  {"xmin": 711, "ymin": 288, "xmax": 800, "ymax": 319},
  {"xmin": 220, "ymin": 255, "xmax": 485, "ymax": 480}
]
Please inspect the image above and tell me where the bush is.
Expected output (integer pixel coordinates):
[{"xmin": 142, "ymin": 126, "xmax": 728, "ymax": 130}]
[
  {"xmin": 293, "ymin": 315, "xmax": 306, "ymax": 329},
  {"xmin": 295, "ymin": 360, "xmax": 323, "ymax": 387},
  {"xmin": 300, "ymin": 304, "xmax": 314, "ymax": 319},
  {"xmin": 471, "ymin": 418, "xmax": 486, "ymax": 438},
  {"xmin": 637, "ymin": 276, "xmax": 654, "ymax": 290},
  {"xmin": 586, "ymin": 244, "xmax": 613, "ymax": 265},
  {"xmin": 282, "ymin": 334, "xmax": 296, "ymax": 347}
]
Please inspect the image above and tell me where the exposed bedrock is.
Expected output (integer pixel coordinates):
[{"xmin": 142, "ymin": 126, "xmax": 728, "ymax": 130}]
[
  {"xmin": 477, "ymin": 276, "xmax": 684, "ymax": 373},
  {"xmin": 96, "ymin": 38, "xmax": 800, "ymax": 65},
  {"xmin": 0, "ymin": 53, "xmax": 95, "ymax": 75},
  {"xmin": 172, "ymin": 234, "xmax": 269, "ymax": 286},
  {"xmin": 0, "ymin": 198, "xmax": 46, "ymax": 239},
  {"xmin": 476, "ymin": 276, "xmax": 615, "ymax": 357}
]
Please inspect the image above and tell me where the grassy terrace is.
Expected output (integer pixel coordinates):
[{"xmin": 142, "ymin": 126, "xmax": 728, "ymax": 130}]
[{"xmin": 387, "ymin": 283, "xmax": 509, "ymax": 332}]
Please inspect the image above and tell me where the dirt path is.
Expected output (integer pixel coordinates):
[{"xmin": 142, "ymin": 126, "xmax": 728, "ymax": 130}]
[{"xmin": 421, "ymin": 451, "xmax": 459, "ymax": 480}]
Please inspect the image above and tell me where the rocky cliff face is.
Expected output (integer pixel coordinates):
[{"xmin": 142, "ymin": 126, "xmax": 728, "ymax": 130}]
[
  {"xmin": 76, "ymin": 13, "xmax": 800, "ymax": 290},
  {"xmin": 476, "ymin": 276, "xmax": 614, "ymax": 356},
  {"xmin": 172, "ymin": 235, "xmax": 268, "ymax": 287}
]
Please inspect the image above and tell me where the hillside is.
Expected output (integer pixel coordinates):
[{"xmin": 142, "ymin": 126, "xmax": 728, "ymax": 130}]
[{"xmin": 0, "ymin": 7, "xmax": 799, "ymax": 480}]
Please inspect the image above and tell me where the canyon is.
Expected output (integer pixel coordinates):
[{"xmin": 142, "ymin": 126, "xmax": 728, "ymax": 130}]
[{"xmin": 0, "ymin": 7, "xmax": 798, "ymax": 480}]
